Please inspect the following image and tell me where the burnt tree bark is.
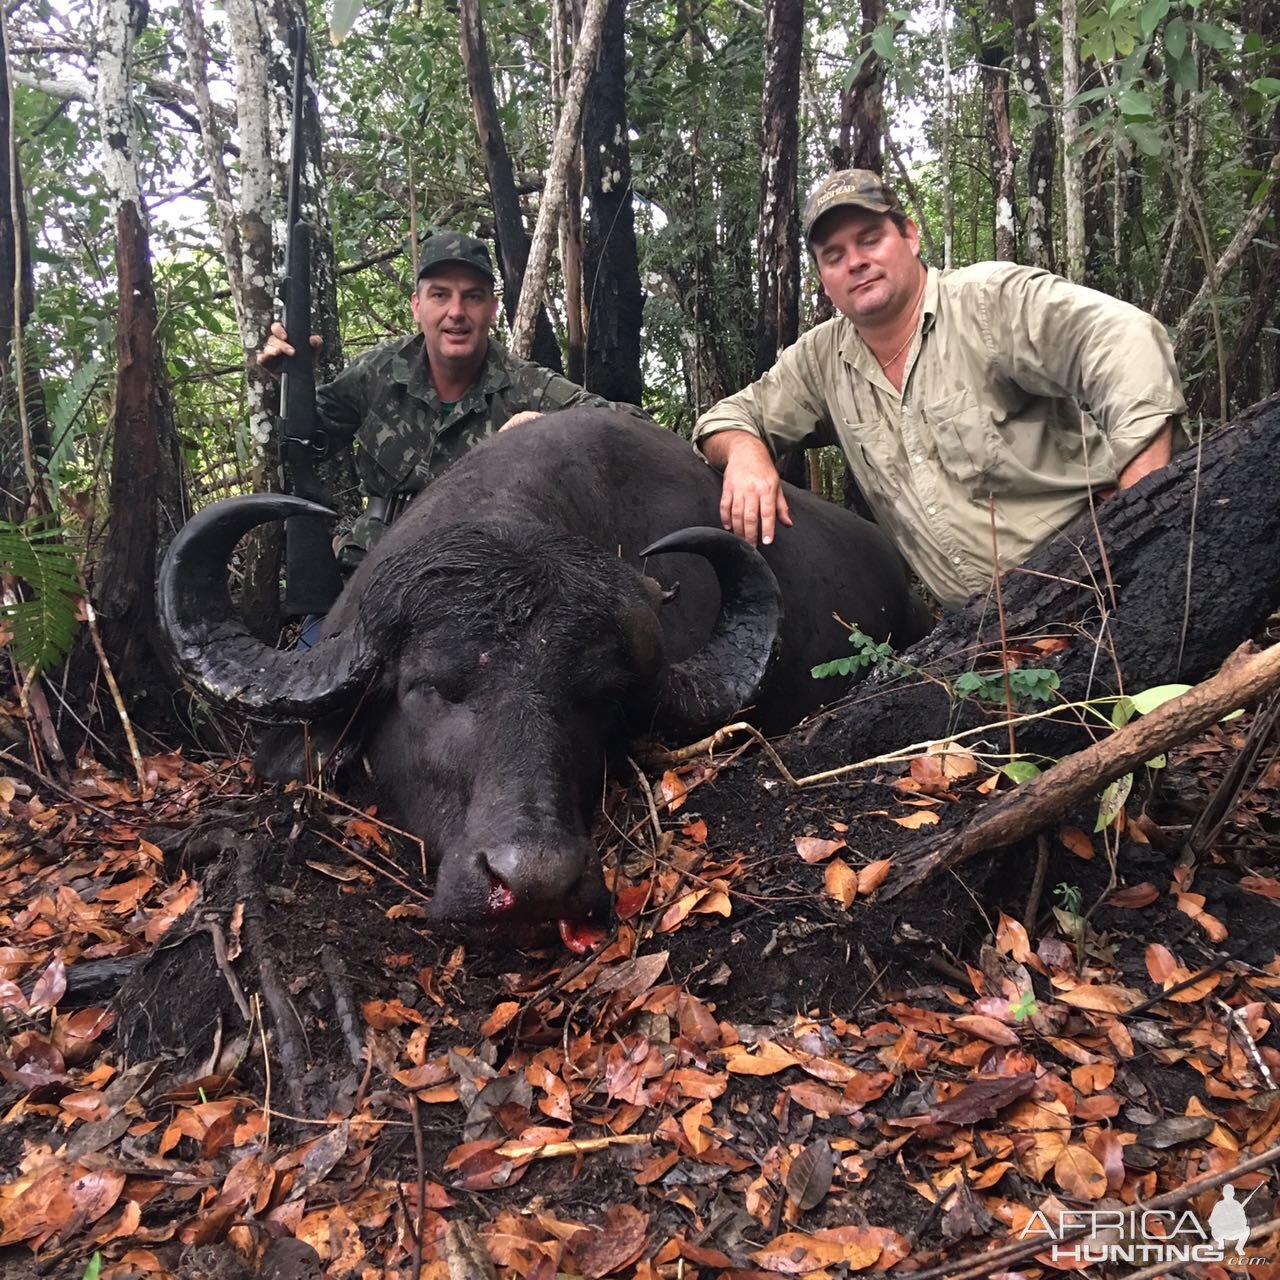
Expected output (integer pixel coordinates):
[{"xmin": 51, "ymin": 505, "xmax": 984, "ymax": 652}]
[
  {"xmin": 581, "ymin": 0, "xmax": 643, "ymax": 403},
  {"xmin": 753, "ymin": 0, "xmax": 801, "ymax": 378},
  {"xmin": 789, "ymin": 397, "xmax": 1280, "ymax": 771},
  {"xmin": 459, "ymin": 0, "xmax": 562, "ymax": 373}
]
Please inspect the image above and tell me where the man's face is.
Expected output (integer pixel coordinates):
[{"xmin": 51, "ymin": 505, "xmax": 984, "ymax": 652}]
[
  {"xmin": 811, "ymin": 209, "xmax": 923, "ymax": 327},
  {"xmin": 411, "ymin": 266, "xmax": 500, "ymax": 368}
]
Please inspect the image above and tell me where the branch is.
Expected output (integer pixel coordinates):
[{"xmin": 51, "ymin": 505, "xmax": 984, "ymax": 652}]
[
  {"xmin": 510, "ymin": 0, "xmax": 610, "ymax": 359},
  {"xmin": 884, "ymin": 639, "xmax": 1280, "ymax": 898}
]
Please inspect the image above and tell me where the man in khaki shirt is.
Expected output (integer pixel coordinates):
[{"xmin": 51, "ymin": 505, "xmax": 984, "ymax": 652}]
[{"xmin": 692, "ymin": 170, "xmax": 1186, "ymax": 609}]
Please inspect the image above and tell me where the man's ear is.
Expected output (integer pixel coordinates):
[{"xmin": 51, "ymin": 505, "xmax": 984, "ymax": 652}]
[{"xmin": 905, "ymin": 219, "xmax": 921, "ymax": 256}]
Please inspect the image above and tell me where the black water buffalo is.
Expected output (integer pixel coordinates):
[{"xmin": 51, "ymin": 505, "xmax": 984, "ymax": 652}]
[{"xmin": 159, "ymin": 410, "xmax": 929, "ymax": 939}]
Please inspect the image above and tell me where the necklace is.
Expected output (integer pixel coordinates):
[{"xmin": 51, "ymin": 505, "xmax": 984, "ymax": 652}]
[{"xmin": 875, "ymin": 327, "xmax": 916, "ymax": 370}]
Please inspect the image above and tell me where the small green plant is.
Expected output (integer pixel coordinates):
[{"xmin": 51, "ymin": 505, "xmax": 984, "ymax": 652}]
[
  {"xmin": 81, "ymin": 1253, "xmax": 102, "ymax": 1280},
  {"xmin": 1010, "ymin": 989, "xmax": 1038, "ymax": 1022},
  {"xmin": 953, "ymin": 667, "xmax": 1061, "ymax": 705},
  {"xmin": 811, "ymin": 627, "xmax": 911, "ymax": 680},
  {"xmin": 1054, "ymin": 881, "xmax": 1083, "ymax": 915}
]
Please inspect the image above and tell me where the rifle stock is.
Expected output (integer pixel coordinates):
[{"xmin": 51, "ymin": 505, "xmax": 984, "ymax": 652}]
[{"xmin": 278, "ymin": 23, "xmax": 343, "ymax": 617}]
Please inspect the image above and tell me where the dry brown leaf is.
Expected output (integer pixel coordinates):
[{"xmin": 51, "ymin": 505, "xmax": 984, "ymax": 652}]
[
  {"xmin": 953, "ymin": 1014, "xmax": 1020, "ymax": 1046},
  {"xmin": 480, "ymin": 1002, "xmax": 521, "ymax": 1038},
  {"xmin": 856, "ymin": 860, "xmax": 892, "ymax": 894},
  {"xmin": 724, "ymin": 1040, "xmax": 801, "ymax": 1076},
  {"xmin": 786, "ymin": 1139, "xmax": 834, "ymax": 1213},
  {"xmin": 824, "ymin": 859, "xmax": 857, "ymax": 909},
  {"xmin": 1145, "ymin": 943, "xmax": 1177, "ymax": 984},
  {"xmin": 891, "ymin": 809, "xmax": 939, "ymax": 830},
  {"xmin": 794, "ymin": 836, "xmax": 845, "ymax": 864},
  {"xmin": 752, "ymin": 1229, "xmax": 881, "ymax": 1273},
  {"xmin": 681, "ymin": 1099, "xmax": 713, "ymax": 1154},
  {"xmin": 1059, "ymin": 826, "xmax": 1094, "ymax": 859}
]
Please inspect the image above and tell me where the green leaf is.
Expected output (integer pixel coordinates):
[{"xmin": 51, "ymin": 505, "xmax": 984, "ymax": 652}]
[
  {"xmin": 1066, "ymin": 83, "xmax": 1121, "ymax": 108},
  {"xmin": 1126, "ymin": 683, "xmax": 1191, "ymax": 715},
  {"xmin": 1095, "ymin": 773, "xmax": 1133, "ymax": 830},
  {"xmin": 1126, "ymin": 121, "xmax": 1167, "ymax": 157},
  {"xmin": 871, "ymin": 23, "xmax": 899, "ymax": 63},
  {"xmin": 1139, "ymin": 0, "xmax": 1171, "ymax": 39},
  {"xmin": 1111, "ymin": 695, "xmax": 1137, "ymax": 729},
  {"xmin": 1002, "ymin": 760, "xmax": 1042, "ymax": 783},
  {"xmin": 330, "ymin": 0, "xmax": 365, "ymax": 43},
  {"xmin": 1251, "ymin": 77, "xmax": 1280, "ymax": 96},
  {"xmin": 1170, "ymin": 49, "xmax": 1199, "ymax": 92},
  {"xmin": 1146, "ymin": 753, "xmax": 1167, "ymax": 769},
  {"xmin": 1118, "ymin": 88, "xmax": 1155, "ymax": 118},
  {"xmin": 82, "ymin": 1255, "xmax": 103, "ymax": 1280},
  {"xmin": 1190, "ymin": 20, "xmax": 1234, "ymax": 50},
  {"xmin": 1165, "ymin": 16, "xmax": 1187, "ymax": 58}
]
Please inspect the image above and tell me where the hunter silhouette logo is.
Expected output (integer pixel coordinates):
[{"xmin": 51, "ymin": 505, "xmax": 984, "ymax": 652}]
[
  {"xmin": 1020, "ymin": 1182, "xmax": 1271, "ymax": 1266},
  {"xmin": 1208, "ymin": 1184, "xmax": 1262, "ymax": 1255}
]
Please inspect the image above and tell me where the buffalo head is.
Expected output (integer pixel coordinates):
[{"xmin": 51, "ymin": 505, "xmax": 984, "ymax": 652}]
[{"xmin": 158, "ymin": 495, "xmax": 782, "ymax": 939}]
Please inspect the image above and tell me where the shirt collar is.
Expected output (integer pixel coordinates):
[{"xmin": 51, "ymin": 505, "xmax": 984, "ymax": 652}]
[{"xmin": 388, "ymin": 333, "xmax": 512, "ymax": 408}]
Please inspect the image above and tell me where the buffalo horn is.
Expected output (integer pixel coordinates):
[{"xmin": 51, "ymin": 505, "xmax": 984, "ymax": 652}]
[
  {"xmin": 157, "ymin": 494, "xmax": 378, "ymax": 720},
  {"xmin": 639, "ymin": 526, "xmax": 783, "ymax": 736}
]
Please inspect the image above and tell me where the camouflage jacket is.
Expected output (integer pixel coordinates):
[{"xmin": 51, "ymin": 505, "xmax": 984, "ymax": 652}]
[{"xmin": 316, "ymin": 333, "xmax": 641, "ymax": 567}]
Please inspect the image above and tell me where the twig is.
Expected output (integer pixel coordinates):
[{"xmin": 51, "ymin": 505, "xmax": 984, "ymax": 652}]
[
  {"xmin": 627, "ymin": 754, "xmax": 663, "ymax": 849},
  {"xmin": 0, "ymin": 745, "xmax": 119, "ymax": 819},
  {"xmin": 305, "ymin": 783, "xmax": 428, "ymax": 877},
  {"xmin": 314, "ymin": 830, "xmax": 432, "ymax": 903},
  {"xmin": 409, "ymin": 1093, "xmax": 426, "ymax": 1280},
  {"xmin": 1175, "ymin": 417, "xmax": 1205, "ymax": 677},
  {"xmin": 989, "ymin": 500, "xmax": 1016, "ymax": 760},
  {"xmin": 321, "ymin": 944, "xmax": 365, "ymax": 1069},
  {"xmin": 1023, "ymin": 834, "xmax": 1050, "ymax": 933},
  {"xmin": 253, "ymin": 992, "xmax": 272, "ymax": 1153},
  {"xmin": 204, "ymin": 919, "xmax": 251, "ymax": 1023},
  {"xmin": 494, "ymin": 1132, "xmax": 650, "ymax": 1160},
  {"xmin": 1216, "ymin": 996, "xmax": 1277, "ymax": 1089},
  {"xmin": 82, "ymin": 599, "xmax": 147, "ymax": 794}
]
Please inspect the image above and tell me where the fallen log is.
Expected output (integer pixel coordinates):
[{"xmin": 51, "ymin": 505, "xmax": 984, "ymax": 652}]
[
  {"xmin": 791, "ymin": 394, "xmax": 1280, "ymax": 770},
  {"xmin": 883, "ymin": 639, "xmax": 1280, "ymax": 896}
]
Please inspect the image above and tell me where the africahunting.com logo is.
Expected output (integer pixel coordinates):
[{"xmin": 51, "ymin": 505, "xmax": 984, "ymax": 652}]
[{"xmin": 1019, "ymin": 1184, "xmax": 1271, "ymax": 1266}]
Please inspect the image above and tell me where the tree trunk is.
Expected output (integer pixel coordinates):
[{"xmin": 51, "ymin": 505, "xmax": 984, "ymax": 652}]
[
  {"xmin": 790, "ymin": 397, "xmax": 1280, "ymax": 771},
  {"xmin": 1061, "ymin": 0, "xmax": 1084, "ymax": 281},
  {"xmin": 581, "ymin": 0, "xmax": 643, "ymax": 403},
  {"xmin": 510, "ymin": 0, "xmax": 609, "ymax": 360},
  {"xmin": 1010, "ymin": 0, "xmax": 1054, "ymax": 271},
  {"xmin": 833, "ymin": 0, "xmax": 883, "ymax": 172},
  {"xmin": 753, "ymin": 0, "xmax": 801, "ymax": 378},
  {"xmin": 0, "ymin": 10, "xmax": 49, "ymax": 521},
  {"xmin": 976, "ymin": 13, "xmax": 1017, "ymax": 262},
  {"xmin": 553, "ymin": 0, "xmax": 585, "ymax": 386},
  {"xmin": 459, "ymin": 0, "xmax": 562, "ymax": 373},
  {"xmin": 92, "ymin": 0, "xmax": 164, "ymax": 670},
  {"xmin": 939, "ymin": 0, "xmax": 954, "ymax": 268}
]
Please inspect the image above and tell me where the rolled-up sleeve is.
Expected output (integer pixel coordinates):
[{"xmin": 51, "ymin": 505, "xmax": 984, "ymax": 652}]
[
  {"xmin": 692, "ymin": 327, "xmax": 837, "ymax": 458},
  {"xmin": 981, "ymin": 265, "xmax": 1187, "ymax": 471}
]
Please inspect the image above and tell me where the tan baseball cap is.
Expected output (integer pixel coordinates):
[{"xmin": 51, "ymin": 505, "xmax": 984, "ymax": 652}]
[{"xmin": 802, "ymin": 169, "xmax": 903, "ymax": 242}]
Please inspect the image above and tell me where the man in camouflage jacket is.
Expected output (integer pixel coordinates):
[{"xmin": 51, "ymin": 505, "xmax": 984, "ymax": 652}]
[{"xmin": 261, "ymin": 229, "xmax": 642, "ymax": 571}]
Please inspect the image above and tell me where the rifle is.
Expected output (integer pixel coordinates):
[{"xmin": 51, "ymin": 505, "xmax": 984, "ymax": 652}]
[{"xmin": 277, "ymin": 22, "xmax": 343, "ymax": 617}]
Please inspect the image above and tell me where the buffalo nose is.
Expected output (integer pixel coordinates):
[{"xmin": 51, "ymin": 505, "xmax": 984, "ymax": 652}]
[{"xmin": 482, "ymin": 842, "xmax": 588, "ymax": 913}]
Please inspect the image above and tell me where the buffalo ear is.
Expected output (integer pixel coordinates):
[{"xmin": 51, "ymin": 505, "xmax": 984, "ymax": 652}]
[{"xmin": 255, "ymin": 714, "xmax": 367, "ymax": 783}]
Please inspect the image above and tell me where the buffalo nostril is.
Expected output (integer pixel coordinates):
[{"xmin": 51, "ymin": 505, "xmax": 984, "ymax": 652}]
[{"xmin": 486, "ymin": 876, "xmax": 517, "ymax": 913}]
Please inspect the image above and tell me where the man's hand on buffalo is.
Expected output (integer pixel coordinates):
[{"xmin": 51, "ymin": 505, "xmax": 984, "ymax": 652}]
[
  {"xmin": 257, "ymin": 321, "xmax": 322, "ymax": 377},
  {"xmin": 702, "ymin": 429, "xmax": 794, "ymax": 546},
  {"xmin": 499, "ymin": 410, "xmax": 544, "ymax": 431}
]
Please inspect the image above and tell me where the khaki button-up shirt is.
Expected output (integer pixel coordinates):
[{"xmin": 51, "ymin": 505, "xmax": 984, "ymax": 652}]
[{"xmin": 692, "ymin": 263, "xmax": 1186, "ymax": 608}]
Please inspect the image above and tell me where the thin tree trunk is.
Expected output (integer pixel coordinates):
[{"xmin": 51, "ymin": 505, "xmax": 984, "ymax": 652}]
[
  {"xmin": 581, "ymin": 0, "xmax": 642, "ymax": 402},
  {"xmin": 1010, "ymin": 0, "xmax": 1054, "ymax": 270},
  {"xmin": 459, "ymin": 0, "xmax": 562, "ymax": 372},
  {"xmin": 977, "ymin": 13, "xmax": 1018, "ymax": 261},
  {"xmin": 833, "ymin": 0, "xmax": 884, "ymax": 171},
  {"xmin": 553, "ymin": 0, "xmax": 585, "ymax": 385},
  {"xmin": 753, "ymin": 0, "xmax": 802, "ymax": 377},
  {"xmin": 510, "ymin": 0, "xmax": 609, "ymax": 360},
  {"xmin": 939, "ymin": 0, "xmax": 954, "ymax": 268},
  {"xmin": 1061, "ymin": 0, "xmax": 1084, "ymax": 280},
  {"xmin": 92, "ymin": 0, "xmax": 163, "ymax": 669},
  {"xmin": 0, "ymin": 6, "xmax": 48, "ymax": 520}
]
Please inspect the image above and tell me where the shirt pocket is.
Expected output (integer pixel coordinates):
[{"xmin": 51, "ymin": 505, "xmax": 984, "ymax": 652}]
[
  {"xmin": 922, "ymin": 391, "xmax": 991, "ymax": 487},
  {"xmin": 840, "ymin": 417, "xmax": 902, "ymax": 501},
  {"xmin": 355, "ymin": 410, "xmax": 430, "ymax": 497}
]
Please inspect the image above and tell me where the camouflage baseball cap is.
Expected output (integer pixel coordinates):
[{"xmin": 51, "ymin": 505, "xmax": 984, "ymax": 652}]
[
  {"xmin": 802, "ymin": 169, "xmax": 902, "ymax": 242},
  {"xmin": 416, "ymin": 230, "xmax": 496, "ymax": 284}
]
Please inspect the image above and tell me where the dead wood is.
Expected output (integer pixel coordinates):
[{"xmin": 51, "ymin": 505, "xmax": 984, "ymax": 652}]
[
  {"xmin": 884, "ymin": 639, "xmax": 1280, "ymax": 896},
  {"xmin": 791, "ymin": 394, "xmax": 1280, "ymax": 771}
]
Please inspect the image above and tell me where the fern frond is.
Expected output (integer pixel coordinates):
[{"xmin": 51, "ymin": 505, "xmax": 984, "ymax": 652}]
[{"xmin": 0, "ymin": 518, "xmax": 83, "ymax": 672}]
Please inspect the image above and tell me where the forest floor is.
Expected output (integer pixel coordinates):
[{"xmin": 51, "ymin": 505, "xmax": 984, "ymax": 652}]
[{"xmin": 3, "ymin": 653, "xmax": 1280, "ymax": 1280}]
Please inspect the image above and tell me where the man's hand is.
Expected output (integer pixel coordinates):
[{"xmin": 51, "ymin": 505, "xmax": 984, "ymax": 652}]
[
  {"xmin": 499, "ymin": 410, "xmax": 543, "ymax": 431},
  {"xmin": 701, "ymin": 429, "xmax": 793, "ymax": 546},
  {"xmin": 257, "ymin": 321, "xmax": 321, "ymax": 377}
]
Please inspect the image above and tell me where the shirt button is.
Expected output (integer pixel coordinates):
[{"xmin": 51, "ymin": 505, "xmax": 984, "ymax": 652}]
[
  {"xmin": 912, "ymin": 453, "xmax": 924, "ymax": 464},
  {"xmin": 953, "ymin": 556, "xmax": 962, "ymax": 564},
  {"xmin": 927, "ymin": 505, "xmax": 937, "ymax": 516}
]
